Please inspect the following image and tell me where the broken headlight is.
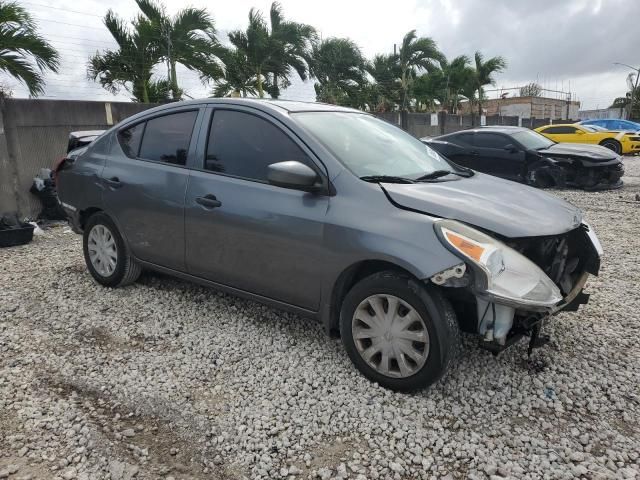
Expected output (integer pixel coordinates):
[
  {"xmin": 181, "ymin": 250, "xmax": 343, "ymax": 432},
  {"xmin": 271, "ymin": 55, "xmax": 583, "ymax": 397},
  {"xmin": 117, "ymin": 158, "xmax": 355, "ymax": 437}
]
[{"xmin": 434, "ymin": 219, "xmax": 562, "ymax": 309}]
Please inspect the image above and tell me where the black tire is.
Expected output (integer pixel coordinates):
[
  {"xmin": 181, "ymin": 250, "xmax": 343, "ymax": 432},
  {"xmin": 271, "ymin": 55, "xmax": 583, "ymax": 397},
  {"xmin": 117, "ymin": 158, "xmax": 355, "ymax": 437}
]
[
  {"xmin": 339, "ymin": 271, "xmax": 460, "ymax": 392},
  {"xmin": 83, "ymin": 212, "xmax": 141, "ymax": 287},
  {"xmin": 599, "ymin": 139, "xmax": 622, "ymax": 155}
]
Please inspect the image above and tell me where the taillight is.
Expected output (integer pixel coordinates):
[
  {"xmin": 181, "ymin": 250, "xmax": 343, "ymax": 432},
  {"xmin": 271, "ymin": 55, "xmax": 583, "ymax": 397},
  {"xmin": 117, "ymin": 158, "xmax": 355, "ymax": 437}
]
[{"xmin": 51, "ymin": 156, "xmax": 68, "ymax": 185}]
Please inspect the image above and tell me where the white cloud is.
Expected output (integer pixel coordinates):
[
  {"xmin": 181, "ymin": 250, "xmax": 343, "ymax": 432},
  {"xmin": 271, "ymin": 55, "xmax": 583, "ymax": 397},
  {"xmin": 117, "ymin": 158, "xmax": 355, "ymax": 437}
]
[{"xmin": 3, "ymin": 0, "xmax": 636, "ymax": 110}]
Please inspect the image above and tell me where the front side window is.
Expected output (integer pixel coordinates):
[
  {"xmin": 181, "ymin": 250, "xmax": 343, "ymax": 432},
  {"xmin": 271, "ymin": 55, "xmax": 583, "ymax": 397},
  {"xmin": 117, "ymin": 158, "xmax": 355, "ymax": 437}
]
[
  {"xmin": 474, "ymin": 133, "xmax": 509, "ymax": 149},
  {"xmin": 205, "ymin": 110, "xmax": 312, "ymax": 182},
  {"xmin": 138, "ymin": 110, "xmax": 198, "ymax": 165},
  {"xmin": 293, "ymin": 112, "xmax": 450, "ymax": 179},
  {"xmin": 117, "ymin": 122, "xmax": 144, "ymax": 158}
]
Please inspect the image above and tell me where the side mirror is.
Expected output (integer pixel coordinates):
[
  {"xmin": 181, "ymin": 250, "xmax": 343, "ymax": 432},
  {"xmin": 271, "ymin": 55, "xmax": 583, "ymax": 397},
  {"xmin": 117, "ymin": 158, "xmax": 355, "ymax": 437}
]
[
  {"xmin": 504, "ymin": 144, "xmax": 518, "ymax": 153},
  {"xmin": 575, "ymin": 130, "xmax": 585, "ymax": 135},
  {"xmin": 267, "ymin": 161, "xmax": 321, "ymax": 192}
]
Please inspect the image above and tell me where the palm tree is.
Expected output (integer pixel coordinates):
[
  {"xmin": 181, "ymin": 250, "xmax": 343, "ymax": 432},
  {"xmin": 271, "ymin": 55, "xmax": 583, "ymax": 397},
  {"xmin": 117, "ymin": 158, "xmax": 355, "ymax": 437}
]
[
  {"xmin": 473, "ymin": 51, "xmax": 506, "ymax": 117},
  {"xmin": 228, "ymin": 8, "xmax": 271, "ymax": 98},
  {"xmin": 211, "ymin": 47, "xmax": 257, "ymax": 98},
  {"xmin": 440, "ymin": 55, "xmax": 475, "ymax": 113},
  {"xmin": 264, "ymin": 2, "xmax": 316, "ymax": 98},
  {"xmin": 135, "ymin": 0, "xmax": 222, "ymax": 100},
  {"xmin": 308, "ymin": 38, "xmax": 366, "ymax": 106},
  {"xmin": 88, "ymin": 11, "xmax": 161, "ymax": 103},
  {"xmin": 366, "ymin": 53, "xmax": 402, "ymax": 111},
  {"xmin": 0, "ymin": 1, "xmax": 59, "ymax": 97},
  {"xmin": 397, "ymin": 30, "xmax": 444, "ymax": 111}
]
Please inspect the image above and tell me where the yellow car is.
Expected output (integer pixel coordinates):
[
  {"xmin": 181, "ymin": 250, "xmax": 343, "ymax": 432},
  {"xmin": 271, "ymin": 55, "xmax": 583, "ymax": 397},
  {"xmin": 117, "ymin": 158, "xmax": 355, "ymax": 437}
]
[{"xmin": 534, "ymin": 123, "xmax": 640, "ymax": 155}]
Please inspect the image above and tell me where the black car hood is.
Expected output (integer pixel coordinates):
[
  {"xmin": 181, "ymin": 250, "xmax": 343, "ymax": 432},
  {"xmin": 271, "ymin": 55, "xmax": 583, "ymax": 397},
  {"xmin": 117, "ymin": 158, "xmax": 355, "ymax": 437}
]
[
  {"xmin": 538, "ymin": 142, "xmax": 619, "ymax": 161},
  {"xmin": 382, "ymin": 173, "xmax": 582, "ymax": 238}
]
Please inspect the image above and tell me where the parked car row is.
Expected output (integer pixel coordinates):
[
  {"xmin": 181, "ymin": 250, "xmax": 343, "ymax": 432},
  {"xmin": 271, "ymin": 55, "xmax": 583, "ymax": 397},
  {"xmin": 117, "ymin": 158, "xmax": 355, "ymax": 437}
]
[
  {"xmin": 56, "ymin": 99, "xmax": 603, "ymax": 391},
  {"xmin": 422, "ymin": 126, "xmax": 624, "ymax": 190}
]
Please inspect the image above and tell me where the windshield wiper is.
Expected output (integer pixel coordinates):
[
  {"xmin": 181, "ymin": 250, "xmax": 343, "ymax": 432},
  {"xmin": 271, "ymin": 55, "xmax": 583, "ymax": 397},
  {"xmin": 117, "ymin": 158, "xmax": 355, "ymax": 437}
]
[
  {"xmin": 415, "ymin": 169, "xmax": 473, "ymax": 181},
  {"xmin": 360, "ymin": 175, "xmax": 416, "ymax": 184}
]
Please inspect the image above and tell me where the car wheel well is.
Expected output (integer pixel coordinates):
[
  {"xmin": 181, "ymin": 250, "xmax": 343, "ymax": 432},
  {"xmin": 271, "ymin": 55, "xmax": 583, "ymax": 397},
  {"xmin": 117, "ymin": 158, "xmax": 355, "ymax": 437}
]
[
  {"xmin": 599, "ymin": 138, "xmax": 621, "ymax": 152},
  {"xmin": 79, "ymin": 207, "xmax": 102, "ymax": 230},
  {"xmin": 328, "ymin": 260, "xmax": 418, "ymax": 336}
]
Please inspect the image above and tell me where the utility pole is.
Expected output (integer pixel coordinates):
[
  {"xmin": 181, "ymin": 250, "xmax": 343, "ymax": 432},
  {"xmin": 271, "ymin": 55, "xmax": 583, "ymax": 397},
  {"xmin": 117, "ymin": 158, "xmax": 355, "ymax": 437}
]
[{"xmin": 614, "ymin": 62, "xmax": 640, "ymax": 120}]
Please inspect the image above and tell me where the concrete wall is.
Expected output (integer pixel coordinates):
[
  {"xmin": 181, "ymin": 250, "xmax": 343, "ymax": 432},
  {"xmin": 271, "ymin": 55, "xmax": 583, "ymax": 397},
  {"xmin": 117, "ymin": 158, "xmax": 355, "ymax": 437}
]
[
  {"xmin": 0, "ymin": 98, "xmax": 158, "ymax": 218},
  {"xmin": 577, "ymin": 108, "xmax": 628, "ymax": 120}
]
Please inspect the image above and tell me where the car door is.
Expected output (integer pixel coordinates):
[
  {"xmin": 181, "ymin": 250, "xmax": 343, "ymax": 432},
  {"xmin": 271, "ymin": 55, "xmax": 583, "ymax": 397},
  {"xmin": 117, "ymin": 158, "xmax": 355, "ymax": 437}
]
[
  {"xmin": 472, "ymin": 132, "xmax": 526, "ymax": 180},
  {"xmin": 439, "ymin": 132, "xmax": 478, "ymax": 168},
  {"xmin": 184, "ymin": 106, "xmax": 330, "ymax": 311},
  {"xmin": 102, "ymin": 107, "xmax": 202, "ymax": 271}
]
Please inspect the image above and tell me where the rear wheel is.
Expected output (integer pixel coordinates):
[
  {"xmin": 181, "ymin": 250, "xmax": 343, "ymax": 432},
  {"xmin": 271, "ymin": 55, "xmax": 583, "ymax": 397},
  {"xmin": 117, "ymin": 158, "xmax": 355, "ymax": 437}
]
[
  {"xmin": 340, "ymin": 271, "xmax": 459, "ymax": 391},
  {"xmin": 599, "ymin": 139, "xmax": 622, "ymax": 154},
  {"xmin": 83, "ymin": 212, "xmax": 141, "ymax": 287}
]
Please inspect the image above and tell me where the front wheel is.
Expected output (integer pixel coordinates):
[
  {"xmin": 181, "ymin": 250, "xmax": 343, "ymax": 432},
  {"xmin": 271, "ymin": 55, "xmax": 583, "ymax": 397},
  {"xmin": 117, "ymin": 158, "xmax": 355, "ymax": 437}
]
[
  {"xmin": 340, "ymin": 271, "xmax": 459, "ymax": 392},
  {"xmin": 83, "ymin": 212, "xmax": 141, "ymax": 287},
  {"xmin": 600, "ymin": 139, "xmax": 622, "ymax": 155}
]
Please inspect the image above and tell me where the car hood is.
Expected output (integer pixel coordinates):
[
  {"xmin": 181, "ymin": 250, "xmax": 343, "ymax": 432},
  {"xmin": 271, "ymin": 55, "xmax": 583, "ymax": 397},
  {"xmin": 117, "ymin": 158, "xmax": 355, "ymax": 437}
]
[
  {"xmin": 382, "ymin": 172, "xmax": 582, "ymax": 238},
  {"xmin": 538, "ymin": 142, "xmax": 619, "ymax": 161}
]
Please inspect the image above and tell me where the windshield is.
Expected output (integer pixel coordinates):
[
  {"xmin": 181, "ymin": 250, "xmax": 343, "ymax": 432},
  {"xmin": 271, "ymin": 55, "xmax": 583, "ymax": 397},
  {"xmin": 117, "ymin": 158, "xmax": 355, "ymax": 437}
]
[
  {"xmin": 293, "ymin": 112, "xmax": 452, "ymax": 179},
  {"xmin": 510, "ymin": 129, "xmax": 555, "ymax": 150}
]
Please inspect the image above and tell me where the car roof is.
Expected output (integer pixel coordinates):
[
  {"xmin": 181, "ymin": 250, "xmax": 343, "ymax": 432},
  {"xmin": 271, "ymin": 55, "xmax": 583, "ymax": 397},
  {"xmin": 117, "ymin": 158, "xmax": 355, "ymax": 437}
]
[
  {"xmin": 144, "ymin": 98, "xmax": 360, "ymax": 114},
  {"xmin": 442, "ymin": 126, "xmax": 529, "ymax": 136},
  {"xmin": 115, "ymin": 98, "xmax": 364, "ymax": 129}
]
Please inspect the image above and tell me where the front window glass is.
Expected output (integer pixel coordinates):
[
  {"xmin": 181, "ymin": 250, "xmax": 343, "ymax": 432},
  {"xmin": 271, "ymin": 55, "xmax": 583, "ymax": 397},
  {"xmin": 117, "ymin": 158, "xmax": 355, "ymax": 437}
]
[
  {"xmin": 511, "ymin": 129, "xmax": 555, "ymax": 150},
  {"xmin": 293, "ymin": 112, "xmax": 451, "ymax": 179}
]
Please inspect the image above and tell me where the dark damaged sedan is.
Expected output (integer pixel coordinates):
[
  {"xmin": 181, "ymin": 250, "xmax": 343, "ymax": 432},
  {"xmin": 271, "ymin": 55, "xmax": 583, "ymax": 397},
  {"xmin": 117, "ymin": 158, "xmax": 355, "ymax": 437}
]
[
  {"xmin": 57, "ymin": 100, "xmax": 603, "ymax": 391},
  {"xmin": 422, "ymin": 126, "xmax": 624, "ymax": 190}
]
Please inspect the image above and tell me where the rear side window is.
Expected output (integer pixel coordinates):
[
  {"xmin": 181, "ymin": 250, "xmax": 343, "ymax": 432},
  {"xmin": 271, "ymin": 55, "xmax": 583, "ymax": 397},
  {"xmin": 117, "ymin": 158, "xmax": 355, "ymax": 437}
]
[
  {"xmin": 205, "ymin": 110, "xmax": 312, "ymax": 182},
  {"xmin": 542, "ymin": 126, "xmax": 577, "ymax": 134},
  {"xmin": 474, "ymin": 133, "xmax": 509, "ymax": 149},
  {"xmin": 450, "ymin": 132, "xmax": 474, "ymax": 146},
  {"xmin": 138, "ymin": 110, "xmax": 198, "ymax": 165},
  {"xmin": 117, "ymin": 123, "xmax": 144, "ymax": 158}
]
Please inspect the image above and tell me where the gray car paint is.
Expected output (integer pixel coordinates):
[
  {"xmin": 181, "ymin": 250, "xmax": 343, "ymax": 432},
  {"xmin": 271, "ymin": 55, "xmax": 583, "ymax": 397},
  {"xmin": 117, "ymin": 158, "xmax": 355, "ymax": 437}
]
[
  {"xmin": 57, "ymin": 98, "xmax": 580, "ymax": 331},
  {"xmin": 382, "ymin": 172, "xmax": 582, "ymax": 238}
]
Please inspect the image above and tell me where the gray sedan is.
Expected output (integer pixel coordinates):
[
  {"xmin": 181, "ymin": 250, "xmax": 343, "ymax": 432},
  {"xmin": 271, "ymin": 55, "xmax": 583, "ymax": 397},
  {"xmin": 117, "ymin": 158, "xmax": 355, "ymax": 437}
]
[{"xmin": 56, "ymin": 99, "xmax": 602, "ymax": 391}]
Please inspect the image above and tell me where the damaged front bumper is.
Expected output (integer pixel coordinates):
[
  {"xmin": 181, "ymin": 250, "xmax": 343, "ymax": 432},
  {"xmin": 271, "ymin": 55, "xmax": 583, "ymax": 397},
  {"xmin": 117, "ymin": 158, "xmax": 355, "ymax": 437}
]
[{"xmin": 433, "ymin": 223, "xmax": 602, "ymax": 352}]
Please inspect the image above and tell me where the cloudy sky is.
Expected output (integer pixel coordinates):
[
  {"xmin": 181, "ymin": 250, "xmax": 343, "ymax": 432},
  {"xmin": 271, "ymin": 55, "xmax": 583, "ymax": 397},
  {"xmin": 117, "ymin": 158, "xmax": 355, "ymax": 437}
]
[{"xmin": 6, "ymin": 0, "xmax": 638, "ymax": 110}]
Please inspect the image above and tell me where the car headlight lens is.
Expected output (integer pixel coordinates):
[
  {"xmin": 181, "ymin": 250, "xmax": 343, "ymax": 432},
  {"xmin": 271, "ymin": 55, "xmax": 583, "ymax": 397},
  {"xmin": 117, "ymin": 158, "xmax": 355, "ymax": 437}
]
[{"xmin": 435, "ymin": 220, "xmax": 563, "ymax": 308}]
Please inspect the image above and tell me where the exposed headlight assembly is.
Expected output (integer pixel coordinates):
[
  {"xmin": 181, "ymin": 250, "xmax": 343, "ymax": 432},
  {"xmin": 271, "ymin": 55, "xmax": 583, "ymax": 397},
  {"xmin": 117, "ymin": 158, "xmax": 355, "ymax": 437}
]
[{"xmin": 434, "ymin": 219, "xmax": 562, "ymax": 309}]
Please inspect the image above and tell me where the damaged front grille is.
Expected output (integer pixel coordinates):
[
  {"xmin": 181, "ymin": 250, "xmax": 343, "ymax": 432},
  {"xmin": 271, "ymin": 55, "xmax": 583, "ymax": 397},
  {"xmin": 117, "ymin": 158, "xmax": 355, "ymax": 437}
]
[{"xmin": 508, "ymin": 226, "xmax": 600, "ymax": 298}]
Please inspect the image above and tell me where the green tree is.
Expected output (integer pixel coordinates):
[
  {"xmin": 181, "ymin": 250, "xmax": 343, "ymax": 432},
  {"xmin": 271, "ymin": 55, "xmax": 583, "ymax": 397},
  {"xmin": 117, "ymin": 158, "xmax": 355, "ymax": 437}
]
[
  {"xmin": 474, "ymin": 51, "xmax": 506, "ymax": 117},
  {"xmin": 264, "ymin": 2, "xmax": 316, "ymax": 98},
  {"xmin": 366, "ymin": 53, "xmax": 402, "ymax": 111},
  {"xmin": 135, "ymin": 0, "xmax": 222, "ymax": 100},
  {"xmin": 88, "ymin": 11, "xmax": 161, "ymax": 103},
  {"xmin": 211, "ymin": 47, "xmax": 257, "ymax": 98},
  {"xmin": 0, "ymin": 1, "xmax": 59, "ymax": 96},
  {"xmin": 308, "ymin": 37, "xmax": 366, "ymax": 106},
  {"xmin": 228, "ymin": 9, "xmax": 271, "ymax": 98},
  {"xmin": 520, "ymin": 82, "xmax": 542, "ymax": 97},
  {"xmin": 397, "ymin": 30, "xmax": 444, "ymax": 111}
]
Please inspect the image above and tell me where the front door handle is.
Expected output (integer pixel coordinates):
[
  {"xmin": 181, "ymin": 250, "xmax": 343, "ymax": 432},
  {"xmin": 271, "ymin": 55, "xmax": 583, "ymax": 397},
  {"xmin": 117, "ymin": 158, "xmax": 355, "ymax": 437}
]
[
  {"xmin": 104, "ymin": 177, "xmax": 123, "ymax": 188},
  {"xmin": 469, "ymin": 150, "xmax": 479, "ymax": 156},
  {"xmin": 196, "ymin": 194, "xmax": 222, "ymax": 209}
]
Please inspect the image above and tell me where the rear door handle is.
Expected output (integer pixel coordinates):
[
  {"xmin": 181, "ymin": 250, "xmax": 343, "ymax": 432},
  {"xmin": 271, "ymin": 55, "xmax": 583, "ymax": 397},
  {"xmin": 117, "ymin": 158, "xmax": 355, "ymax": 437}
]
[
  {"xmin": 469, "ymin": 150, "xmax": 479, "ymax": 156},
  {"xmin": 196, "ymin": 194, "xmax": 222, "ymax": 209},
  {"xmin": 104, "ymin": 177, "xmax": 123, "ymax": 188}
]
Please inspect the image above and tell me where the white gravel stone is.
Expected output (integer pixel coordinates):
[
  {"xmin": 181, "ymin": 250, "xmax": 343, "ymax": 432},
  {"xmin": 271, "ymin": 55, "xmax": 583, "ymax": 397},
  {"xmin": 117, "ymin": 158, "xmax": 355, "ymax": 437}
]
[{"xmin": 1, "ymin": 158, "xmax": 639, "ymax": 479}]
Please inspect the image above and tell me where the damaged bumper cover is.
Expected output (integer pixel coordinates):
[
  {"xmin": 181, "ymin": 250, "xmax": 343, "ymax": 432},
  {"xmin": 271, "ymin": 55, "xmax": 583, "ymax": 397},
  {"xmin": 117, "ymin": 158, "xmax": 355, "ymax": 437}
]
[
  {"xmin": 432, "ymin": 221, "xmax": 602, "ymax": 349},
  {"xmin": 530, "ymin": 156, "xmax": 624, "ymax": 191}
]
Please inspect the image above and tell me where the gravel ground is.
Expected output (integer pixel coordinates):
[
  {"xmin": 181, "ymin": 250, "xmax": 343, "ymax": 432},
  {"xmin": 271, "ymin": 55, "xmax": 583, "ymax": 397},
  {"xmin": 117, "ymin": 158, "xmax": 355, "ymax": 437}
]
[{"xmin": 1, "ymin": 159, "xmax": 639, "ymax": 480}]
